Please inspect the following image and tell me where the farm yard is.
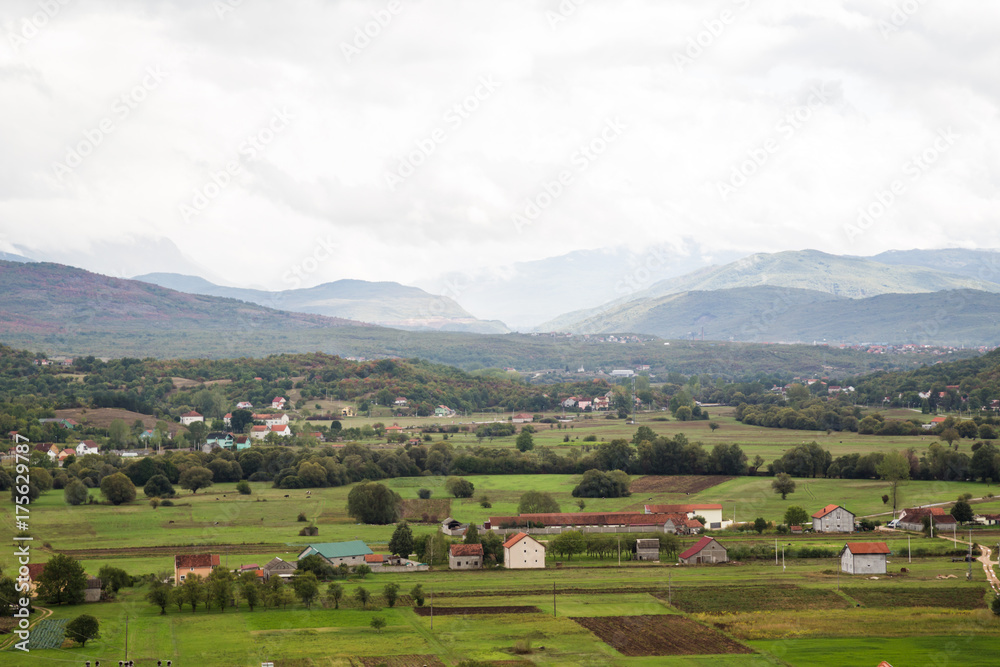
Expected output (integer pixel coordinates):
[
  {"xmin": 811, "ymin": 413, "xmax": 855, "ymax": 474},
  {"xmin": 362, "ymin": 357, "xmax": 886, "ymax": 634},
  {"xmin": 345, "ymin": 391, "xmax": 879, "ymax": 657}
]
[{"xmin": 4, "ymin": 469, "xmax": 1000, "ymax": 666}]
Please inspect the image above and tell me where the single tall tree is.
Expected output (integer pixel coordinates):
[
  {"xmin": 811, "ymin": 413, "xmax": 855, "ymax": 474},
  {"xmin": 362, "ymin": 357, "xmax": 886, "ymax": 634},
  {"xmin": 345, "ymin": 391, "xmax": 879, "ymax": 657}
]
[
  {"xmin": 876, "ymin": 450, "xmax": 910, "ymax": 518},
  {"xmin": 388, "ymin": 522, "xmax": 414, "ymax": 558},
  {"xmin": 36, "ymin": 554, "xmax": 87, "ymax": 605},
  {"xmin": 65, "ymin": 614, "xmax": 99, "ymax": 647},
  {"xmin": 771, "ymin": 473, "xmax": 796, "ymax": 500}
]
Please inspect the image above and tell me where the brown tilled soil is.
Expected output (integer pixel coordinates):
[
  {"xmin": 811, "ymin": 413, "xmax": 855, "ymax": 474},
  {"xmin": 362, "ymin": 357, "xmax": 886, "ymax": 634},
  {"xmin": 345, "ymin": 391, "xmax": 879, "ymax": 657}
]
[
  {"xmin": 413, "ymin": 606, "xmax": 541, "ymax": 616},
  {"xmin": 571, "ymin": 615, "xmax": 754, "ymax": 656},
  {"xmin": 358, "ymin": 656, "xmax": 445, "ymax": 667},
  {"xmin": 629, "ymin": 475, "xmax": 734, "ymax": 495},
  {"xmin": 401, "ymin": 498, "xmax": 452, "ymax": 522},
  {"xmin": 55, "ymin": 407, "xmax": 185, "ymax": 435}
]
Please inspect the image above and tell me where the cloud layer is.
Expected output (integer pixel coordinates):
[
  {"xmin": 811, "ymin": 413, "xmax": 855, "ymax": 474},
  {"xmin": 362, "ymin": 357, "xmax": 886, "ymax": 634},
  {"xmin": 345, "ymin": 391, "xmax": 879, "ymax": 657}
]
[{"xmin": 1, "ymin": 0, "xmax": 998, "ymax": 291}]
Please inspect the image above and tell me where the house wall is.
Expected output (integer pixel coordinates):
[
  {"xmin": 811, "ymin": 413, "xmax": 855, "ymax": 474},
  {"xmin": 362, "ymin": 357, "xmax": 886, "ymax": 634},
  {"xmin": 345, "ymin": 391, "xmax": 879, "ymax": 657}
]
[
  {"xmin": 174, "ymin": 565, "xmax": 215, "ymax": 584},
  {"xmin": 505, "ymin": 539, "xmax": 546, "ymax": 569},
  {"xmin": 449, "ymin": 554, "xmax": 482, "ymax": 570},
  {"xmin": 813, "ymin": 507, "xmax": 854, "ymax": 533},
  {"xmin": 842, "ymin": 552, "xmax": 886, "ymax": 574},
  {"xmin": 322, "ymin": 554, "xmax": 368, "ymax": 567}
]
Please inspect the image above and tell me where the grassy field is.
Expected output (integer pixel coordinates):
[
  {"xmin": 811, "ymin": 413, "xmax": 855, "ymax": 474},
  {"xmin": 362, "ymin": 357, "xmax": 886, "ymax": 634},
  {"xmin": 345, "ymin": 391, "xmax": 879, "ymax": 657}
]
[
  {"xmin": 5, "ymin": 462, "xmax": 1000, "ymax": 664},
  {"xmin": 310, "ymin": 404, "xmax": 976, "ymax": 463}
]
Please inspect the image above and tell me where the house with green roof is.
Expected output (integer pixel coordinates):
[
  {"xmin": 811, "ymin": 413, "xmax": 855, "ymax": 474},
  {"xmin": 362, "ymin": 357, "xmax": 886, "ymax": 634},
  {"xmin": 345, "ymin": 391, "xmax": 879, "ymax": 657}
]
[{"xmin": 297, "ymin": 540, "xmax": 373, "ymax": 567}]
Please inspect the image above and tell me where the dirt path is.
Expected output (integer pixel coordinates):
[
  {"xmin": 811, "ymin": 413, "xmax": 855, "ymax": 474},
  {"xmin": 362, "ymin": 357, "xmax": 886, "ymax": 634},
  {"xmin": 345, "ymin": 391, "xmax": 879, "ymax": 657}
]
[
  {"xmin": 936, "ymin": 533, "xmax": 999, "ymax": 593},
  {"xmin": 0, "ymin": 605, "xmax": 52, "ymax": 651}
]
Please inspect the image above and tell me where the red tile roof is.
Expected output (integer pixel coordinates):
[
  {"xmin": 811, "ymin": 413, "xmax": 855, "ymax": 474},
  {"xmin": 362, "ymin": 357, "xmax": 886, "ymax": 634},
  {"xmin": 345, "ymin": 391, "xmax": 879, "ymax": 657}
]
[
  {"xmin": 812, "ymin": 504, "xmax": 847, "ymax": 519},
  {"xmin": 502, "ymin": 532, "xmax": 530, "ymax": 549},
  {"xmin": 174, "ymin": 554, "xmax": 220, "ymax": 569},
  {"xmin": 364, "ymin": 554, "xmax": 385, "ymax": 563},
  {"xmin": 181, "ymin": 411, "xmax": 202, "ymax": 417},
  {"xmin": 492, "ymin": 512, "xmax": 695, "ymax": 527},
  {"xmin": 679, "ymin": 536, "xmax": 719, "ymax": 560},
  {"xmin": 449, "ymin": 544, "xmax": 484, "ymax": 557},
  {"xmin": 845, "ymin": 542, "xmax": 890, "ymax": 555},
  {"xmin": 26, "ymin": 563, "xmax": 46, "ymax": 580},
  {"xmin": 251, "ymin": 425, "xmax": 267, "ymax": 432}
]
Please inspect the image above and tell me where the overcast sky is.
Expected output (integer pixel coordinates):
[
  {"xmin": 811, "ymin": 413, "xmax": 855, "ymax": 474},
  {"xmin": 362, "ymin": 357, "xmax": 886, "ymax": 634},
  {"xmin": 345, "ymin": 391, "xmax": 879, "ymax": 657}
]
[{"xmin": 1, "ymin": 0, "xmax": 998, "ymax": 292}]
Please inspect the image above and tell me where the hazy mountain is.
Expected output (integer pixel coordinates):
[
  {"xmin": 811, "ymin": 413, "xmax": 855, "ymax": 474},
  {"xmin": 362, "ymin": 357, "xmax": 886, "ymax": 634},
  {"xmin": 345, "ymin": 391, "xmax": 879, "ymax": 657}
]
[
  {"xmin": 134, "ymin": 273, "xmax": 509, "ymax": 334},
  {"xmin": 869, "ymin": 248, "xmax": 1000, "ymax": 282},
  {"xmin": 540, "ymin": 249, "xmax": 1000, "ymax": 332},
  {"xmin": 0, "ymin": 252, "xmax": 34, "ymax": 263},
  {"xmin": 0, "ymin": 260, "xmax": 369, "ymax": 335},
  {"xmin": 543, "ymin": 285, "xmax": 1000, "ymax": 346},
  {"xmin": 419, "ymin": 243, "xmax": 743, "ymax": 330}
]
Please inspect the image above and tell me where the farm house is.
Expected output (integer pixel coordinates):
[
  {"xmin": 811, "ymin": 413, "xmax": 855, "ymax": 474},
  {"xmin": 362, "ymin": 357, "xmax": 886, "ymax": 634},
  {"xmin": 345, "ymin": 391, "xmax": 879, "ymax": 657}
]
[
  {"xmin": 812, "ymin": 504, "xmax": 855, "ymax": 533},
  {"xmin": 840, "ymin": 542, "xmax": 890, "ymax": 574}
]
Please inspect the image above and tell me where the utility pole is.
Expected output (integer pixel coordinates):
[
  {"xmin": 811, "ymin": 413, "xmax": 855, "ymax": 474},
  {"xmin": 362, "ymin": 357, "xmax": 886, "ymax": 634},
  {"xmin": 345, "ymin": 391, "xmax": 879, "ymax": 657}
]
[
  {"xmin": 968, "ymin": 531, "xmax": 973, "ymax": 581},
  {"xmin": 908, "ymin": 535, "xmax": 911, "ymax": 564},
  {"xmin": 124, "ymin": 615, "xmax": 128, "ymax": 661},
  {"xmin": 553, "ymin": 582, "xmax": 556, "ymax": 617},
  {"xmin": 668, "ymin": 572, "xmax": 672, "ymax": 604},
  {"xmin": 775, "ymin": 538, "xmax": 778, "ymax": 566},
  {"xmin": 430, "ymin": 587, "xmax": 433, "ymax": 630}
]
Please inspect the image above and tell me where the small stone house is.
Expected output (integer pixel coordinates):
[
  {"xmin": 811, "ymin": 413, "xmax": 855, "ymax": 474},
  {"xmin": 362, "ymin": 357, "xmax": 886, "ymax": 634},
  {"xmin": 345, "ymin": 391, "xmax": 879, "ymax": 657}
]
[
  {"xmin": 634, "ymin": 538, "xmax": 660, "ymax": 561},
  {"xmin": 678, "ymin": 536, "xmax": 728, "ymax": 565},
  {"xmin": 449, "ymin": 543, "xmax": 484, "ymax": 570},
  {"xmin": 840, "ymin": 542, "xmax": 889, "ymax": 574},
  {"xmin": 812, "ymin": 504, "xmax": 855, "ymax": 533},
  {"xmin": 502, "ymin": 532, "xmax": 546, "ymax": 569}
]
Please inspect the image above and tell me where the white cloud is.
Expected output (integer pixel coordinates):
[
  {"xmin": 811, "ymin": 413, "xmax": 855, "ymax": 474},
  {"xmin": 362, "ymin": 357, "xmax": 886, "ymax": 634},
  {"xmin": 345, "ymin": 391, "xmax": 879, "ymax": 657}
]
[{"xmin": 0, "ymin": 0, "xmax": 997, "ymax": 293}]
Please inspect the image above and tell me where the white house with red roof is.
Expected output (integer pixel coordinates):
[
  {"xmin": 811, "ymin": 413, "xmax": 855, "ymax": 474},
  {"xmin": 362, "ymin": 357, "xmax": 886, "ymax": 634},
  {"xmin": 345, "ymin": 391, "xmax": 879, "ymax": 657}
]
[
  {"xmin": 270, "ymin": 424, "xmax": 291, "ymax": 437},
  {"xmin": 394, "ymin": 397, "xmax": 408, "ymax": 406},
  {"xmin": 678, "ymin": 536, "xmax": 728, "ymax": 564},
  {"xmin": 236, "ymin": 401, "xmax": 253, "ymax": 409},
  {"xmin": 840, "ymin": 542, "xmax": 889, "ymax": 574},
  {"xmin": 812, "ymin": 505, "xmax": 855, "ymax": 533},
  {"xmin": 179, "ymin": 410, "xmax": 204, "ymax": 426},
  {"xmin": 271, "ymin": 397, "xmax": 286, "ymax": 409},
  {"xmin": 250, "ymin": 425, "xmax": 269, "ymax": 441},
  {"xmin": 502, "ymin": 532, "xmax": 546, "ymax": 569},
  {"xmin": 512, "ymin": 413, "xmax": 533, "ymax": 423}
]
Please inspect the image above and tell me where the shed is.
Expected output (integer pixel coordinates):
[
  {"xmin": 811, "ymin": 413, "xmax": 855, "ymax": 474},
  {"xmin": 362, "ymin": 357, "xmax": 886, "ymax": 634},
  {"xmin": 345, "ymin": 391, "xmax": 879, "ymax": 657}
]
[
  {"xmin": 634, "ymin": 538, "xmax": 660, "ymax": 561},
  {"xmin": 678, "ymin": 536, "xmax": 728, "ymax": 564}
]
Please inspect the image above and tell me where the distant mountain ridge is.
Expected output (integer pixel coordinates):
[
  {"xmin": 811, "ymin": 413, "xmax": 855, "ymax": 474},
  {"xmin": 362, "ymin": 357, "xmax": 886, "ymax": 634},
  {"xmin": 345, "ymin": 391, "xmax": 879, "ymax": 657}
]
[
  {"xmin": 134, "ymin": 273, "xmax": 509, "ymax": 334},
  {"xmin": 0, "ymin": 260, "xmax": 369, "ymax": 334},
  {"xmin": 540, "ymin": 249, "xmax": 1000, "ymax": 344},
  {"xmin": 550, "ymin": 285, "xmax": 1000, "ymax": 345}
]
